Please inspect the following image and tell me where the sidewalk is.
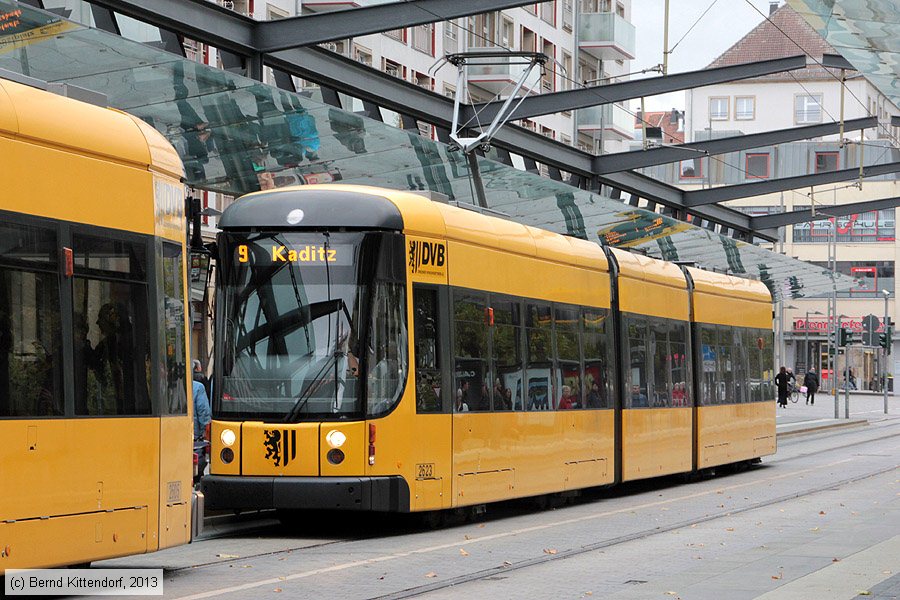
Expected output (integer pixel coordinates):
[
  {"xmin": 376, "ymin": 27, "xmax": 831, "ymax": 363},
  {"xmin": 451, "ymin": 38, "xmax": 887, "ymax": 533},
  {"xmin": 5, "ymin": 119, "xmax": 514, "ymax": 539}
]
[{"xmin": 775, "ymin": 391, "xmax": 898, "ymax": 437}]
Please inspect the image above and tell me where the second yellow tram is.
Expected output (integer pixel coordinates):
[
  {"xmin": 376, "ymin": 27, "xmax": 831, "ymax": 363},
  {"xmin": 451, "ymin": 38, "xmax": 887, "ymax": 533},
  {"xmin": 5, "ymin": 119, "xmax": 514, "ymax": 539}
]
[{"xmin": 203, "ymin": 184, "xmax": 775, "ymax": 513}]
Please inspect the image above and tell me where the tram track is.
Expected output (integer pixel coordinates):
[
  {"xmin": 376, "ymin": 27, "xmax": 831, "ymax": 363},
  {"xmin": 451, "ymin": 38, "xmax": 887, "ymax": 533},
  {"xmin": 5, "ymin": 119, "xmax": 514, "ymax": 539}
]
[
  {"xmin": 177, "ymin": 425, "xmax": 900, "ymax": 579},
  {"xmin": 370, "ymin": 462, "xmax": 900, "ymax": 599},
  {"xmin": 170, "ymin": 428, "xmax": 898, "ymax": 600}
]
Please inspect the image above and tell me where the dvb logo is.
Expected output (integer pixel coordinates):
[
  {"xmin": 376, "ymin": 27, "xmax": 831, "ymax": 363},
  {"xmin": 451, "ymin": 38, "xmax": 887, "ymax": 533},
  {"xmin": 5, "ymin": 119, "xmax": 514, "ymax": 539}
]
[{"xmin": 409, "ymin": 240, "xmax": 446, "ymax": 274}]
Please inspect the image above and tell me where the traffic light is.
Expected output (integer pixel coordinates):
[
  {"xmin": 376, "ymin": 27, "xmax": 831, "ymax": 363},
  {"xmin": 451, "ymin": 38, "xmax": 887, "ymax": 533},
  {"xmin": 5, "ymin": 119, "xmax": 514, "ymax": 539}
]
[
  {"xmin": 838, "ymin": 327, "xmax": 854, "ymax": 347},
  {"xmin": 879, "ymin": 326, "xmax": 893, "ymax": 353}
]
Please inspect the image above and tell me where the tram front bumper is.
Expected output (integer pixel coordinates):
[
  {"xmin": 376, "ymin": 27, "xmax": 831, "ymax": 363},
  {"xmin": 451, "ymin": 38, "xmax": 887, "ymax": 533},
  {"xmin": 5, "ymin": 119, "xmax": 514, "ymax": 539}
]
[{"xmin": 201, "ymin": 475, "xmax": 410, "ymax": 512}]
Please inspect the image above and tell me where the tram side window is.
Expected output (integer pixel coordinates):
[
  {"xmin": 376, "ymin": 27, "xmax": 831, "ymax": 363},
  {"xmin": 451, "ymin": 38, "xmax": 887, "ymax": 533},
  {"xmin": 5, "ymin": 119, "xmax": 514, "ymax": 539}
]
[
  {"xmin": 699, "ymin": 324, "xmax": 718, "ymax": 406},
  {"xmin": 414, "ymin": 286, "xmax": 442, "ymax": 413},
  {"xmin": 454, "ymin": 290, "xmax": 488, "ymax": 412},
  {"xmin": 717, "ymin": 326, "xmax": 735, "ymax": 404},
  {"xmin": 554, "ymin": 304, "xmax": 582, "ymax": 409},
  {"xmin": 760, "ymin": 329, "xmax": 775, "ymax": 401},
  {"xmin": 625, "ymin": 317, "xmax": 649, "ymax": 408},
  {"xmin": 651, "ymin": 319, "xmax": 671, "ymax": 408},
  {"xmin": 732, "ymin": 327, "xmax": 749, "ymax": 403},
  {"xmin": 72, "ymin": 234, "xmax": 151, "ymax": 416},
  {"xmin": 525, "ymin": 302, "xmax": 553, "ymax": 410},
  {"xmin": 160, "ymin": 242, "xmax": 187, "ymax": 415},
  {"xmin": 670, "ymin": 322, "xmax": 689, "ymax": 407},
  {"xmin": 583, "ymin": 308, "xmax": 611, "ymax": 409},
  {"xmin": 746, "ymin": 328, "xmax": 762, "ymax": 402},
  {"xmin": 491, "ymin": 296, "xmax": 523, "ymax": 411},
  {"xmin": 0, "ymin": 222, "xmax": 63, "ymax": 417}
]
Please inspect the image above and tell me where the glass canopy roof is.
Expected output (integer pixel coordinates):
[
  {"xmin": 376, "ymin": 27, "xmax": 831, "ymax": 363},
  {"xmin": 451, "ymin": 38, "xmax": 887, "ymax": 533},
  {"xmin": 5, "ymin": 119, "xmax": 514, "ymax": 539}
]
[
  {"xmin": 789, "ymin": 0, "xmax": 900, "ymax": 108},
  {"xmin": 0, "ymin": 0, "xmax": 854, "ymax": 300}
]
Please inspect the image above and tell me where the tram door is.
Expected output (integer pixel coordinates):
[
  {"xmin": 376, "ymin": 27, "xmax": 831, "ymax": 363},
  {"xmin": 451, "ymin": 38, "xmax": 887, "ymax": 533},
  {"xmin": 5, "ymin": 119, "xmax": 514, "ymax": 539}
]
[{"xmin": 411, "ymin": 285, "xmax": 452, "ymax": 511}]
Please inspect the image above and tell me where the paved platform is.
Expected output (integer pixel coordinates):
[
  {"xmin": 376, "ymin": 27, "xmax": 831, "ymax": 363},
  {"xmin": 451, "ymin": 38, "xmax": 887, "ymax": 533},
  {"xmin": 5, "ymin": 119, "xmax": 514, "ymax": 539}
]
[{"xmin": 775, "ymin": 391, "xmax": 897, "ymax": 437}]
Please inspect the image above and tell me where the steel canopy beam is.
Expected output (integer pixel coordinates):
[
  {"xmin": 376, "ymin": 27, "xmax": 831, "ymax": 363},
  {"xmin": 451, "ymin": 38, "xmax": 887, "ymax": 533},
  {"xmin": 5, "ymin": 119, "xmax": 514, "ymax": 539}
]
[
  {"xmin": 596, "ymin": 171, "xmax": 776, "ymax": 241},
  {"xmin": 465, "ymin": 55, "xmax": 808, "ymax": 123},
  {"xmin": 88, "ymin": 0, "xmax": 255, "ymax": 54},
  {"xmin": 594, "ymin": 116, "xmax": 877, "ymax": 174},
  {"xmin": 684, "ymin": 162, "xmax": 900, "ymax": 207},
  {"xmin": 751, "ymin": 196, "xmax": 900, "ymax": 229},
  {"xmin": 255, "ymin": 0, "xmax": 539, "ymax": 52}
]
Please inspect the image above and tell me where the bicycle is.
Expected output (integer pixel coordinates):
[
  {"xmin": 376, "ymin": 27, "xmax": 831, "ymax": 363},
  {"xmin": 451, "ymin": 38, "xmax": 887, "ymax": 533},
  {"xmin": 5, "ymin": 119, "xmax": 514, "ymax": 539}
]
[{"xmin": 789, "ymin": 385, "xmax": 801, "ymax": 403}]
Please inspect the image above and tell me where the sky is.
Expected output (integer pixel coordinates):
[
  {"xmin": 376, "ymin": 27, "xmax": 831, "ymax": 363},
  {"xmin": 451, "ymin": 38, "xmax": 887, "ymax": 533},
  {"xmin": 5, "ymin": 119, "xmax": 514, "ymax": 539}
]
[{"xmin": 629, "ymin": 0, "xmax": 780, "ymax": 112}]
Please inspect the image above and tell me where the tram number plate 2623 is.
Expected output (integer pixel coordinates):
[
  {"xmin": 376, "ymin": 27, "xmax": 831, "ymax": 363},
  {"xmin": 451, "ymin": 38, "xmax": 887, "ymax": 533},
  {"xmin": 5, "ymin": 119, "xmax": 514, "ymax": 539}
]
[{"xmin": 416, "ymin": 463, "xmax": 435, "ymax": 479}]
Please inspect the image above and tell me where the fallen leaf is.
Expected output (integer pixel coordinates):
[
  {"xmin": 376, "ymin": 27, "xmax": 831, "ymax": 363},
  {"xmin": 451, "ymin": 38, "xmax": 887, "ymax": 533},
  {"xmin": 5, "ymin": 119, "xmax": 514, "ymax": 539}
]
[
  {"xmin": 665, "ymin": 592, "xmax": 678, "ymax": 596},
  {"xmin": 478, "ymin": 524, "xmax": 485, "ymax": 528},
  {"xmin": 726, "ymin": 528, "xmax": 734, "ymax": 532},
  {"xmin": 242, "ymin": 565, "xmax": 253, "ymax": 569},
  {"xmin": 278, "ymin": 577, "xmax": 286, "ymax": 581},
  {"xmin": 858, "ymin": 591, "xmax": 871, "ymax": 596},
  {"xmin": 819, "ymin": 511, "xmax": 826, "ymax": 515},
  {"xmin": 832, "ymin": 558, "xmax": 841, "ymax": 563},
  {"xmin": 543, "ymin": 548, "xmax": 558, "ymax": 555},
  {"xmin": 716, "ymin": 490, "xmax": 724, "ymax": 495},
  {"xmin": 378, "ymin": 576, "xmax": 385, "ymax": 580},
  {"xmin": 217, "ymin": 554, "xmax": 240, "ymax": 559},
  {"xmin": 274, "ymin": 589, "xmax": 282, "ymax": 593},
  {"xmin": 771, "ymin": 575, "xmax": 782, "ymax": 580},
  {"xmin": 464, "ymin": 535, "xmax": 471, "ymax": 540},
  {"xmin": 810, "ymin": 527, "xmax": 819, "ymax": 532},
  {"xmin": 503, "ymin": 561, "xmax": 512, "ymax": 566},
  {"xmin": 425, "ymin": 572, "xmax": 437, "ymax": 578},
  {"xmin": 460, "ymin": 548, "xmax": 469, "ymax": 556},
  {"xmin": 584, "ymin": 593, "xmax": 593, "ymax": 597}
]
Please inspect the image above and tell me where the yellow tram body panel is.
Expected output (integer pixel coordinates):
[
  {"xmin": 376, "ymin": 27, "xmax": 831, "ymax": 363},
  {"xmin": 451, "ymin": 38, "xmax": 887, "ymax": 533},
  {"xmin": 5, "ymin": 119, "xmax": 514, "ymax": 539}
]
[
  {"xmin": 610, "ymin": 247, "xmax": 689, "ymax": 321},
  {"xmin": 621, "ymin": 408, "xmax": 693, "ymax": 480},
  {"xmin": 696, "ymin": 402, "xmax": 776, "ymax": 468},
  {"xmin": 0, "ymin": 78, "xmax": 192, "ymax": 569},
  {"xmin": 688, "ymin": 267, "xmax": 773, "ymax": 330}
]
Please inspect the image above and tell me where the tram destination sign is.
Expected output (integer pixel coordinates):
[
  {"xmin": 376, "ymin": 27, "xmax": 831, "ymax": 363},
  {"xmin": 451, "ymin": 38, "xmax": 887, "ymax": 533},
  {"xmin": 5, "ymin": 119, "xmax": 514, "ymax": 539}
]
[{"xmin": 236, "ymin": 243, "xmax": 354, "ymax": 266}]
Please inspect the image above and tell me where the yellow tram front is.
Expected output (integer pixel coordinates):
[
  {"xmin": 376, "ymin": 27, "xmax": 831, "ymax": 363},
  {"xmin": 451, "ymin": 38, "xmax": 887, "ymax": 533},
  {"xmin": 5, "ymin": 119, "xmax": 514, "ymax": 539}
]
[{"xmin": 204, "ymin": 186, "xmax": 417, "ymax": 512}]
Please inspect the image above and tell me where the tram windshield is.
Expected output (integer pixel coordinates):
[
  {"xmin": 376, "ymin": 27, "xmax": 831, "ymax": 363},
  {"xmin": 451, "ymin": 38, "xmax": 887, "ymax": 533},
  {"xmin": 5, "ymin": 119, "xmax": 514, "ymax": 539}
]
[{"xmin": 216, "ymin": 231, "xmax": 407, "ymax": 421}]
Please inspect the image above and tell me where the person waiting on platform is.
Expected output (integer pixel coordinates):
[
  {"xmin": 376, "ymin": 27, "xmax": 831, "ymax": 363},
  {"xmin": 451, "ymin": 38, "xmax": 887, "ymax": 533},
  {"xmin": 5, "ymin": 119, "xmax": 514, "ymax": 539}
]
[
  {"xmin": 775, "ymin": 366, "xmax": 791, "ymax": 407},
  {"xmin": 803, "ymin": 368, "xmax": 819, "ymax": 405}
]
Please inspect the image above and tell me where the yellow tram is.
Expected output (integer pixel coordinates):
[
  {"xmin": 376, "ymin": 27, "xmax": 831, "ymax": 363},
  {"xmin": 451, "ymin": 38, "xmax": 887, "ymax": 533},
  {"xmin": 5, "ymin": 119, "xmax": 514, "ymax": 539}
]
[
  {"xmin": 0, "ymin": 76, "xmax": 195, "ymax": 570},
  {"xmin": 203, "ymin": 184, "xmax": 775, "ymax": 513}
]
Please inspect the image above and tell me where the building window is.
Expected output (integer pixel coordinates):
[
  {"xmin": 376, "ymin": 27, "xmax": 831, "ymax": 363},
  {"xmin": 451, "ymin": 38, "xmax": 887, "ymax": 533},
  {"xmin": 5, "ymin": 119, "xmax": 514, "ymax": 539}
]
[
  {"xmin": 807, "ymin": 261, "xmax": 895, "ymax": 298},
  {"xmin": 795, "ymin": 93, "xmax": 823, "ymax": 124},
  {"xmin": 562, "ymin": 0, "xmax": 573, "ymax": 30},
  {"xmin": 353, "ymin": 45, "xmax": 372, "ymax": 67},
  {"xmin": 541, "ymin": 41, "xmax": 555, "ymax": 92},
  {"xmin": 709, "ymin": 97, "xmax": 729, "ymax": 120},
  {"xmin": 524, "ymin": 3, "xmax": 537, "ymax": 14},
  {"xmin": 793, "ymin": 208, "xmax": 895, "ymax": 243},
  {"xmin": 680, "ymin": 158, "xmax": 703, "ymax": 179},
  {"xmin": 735, "ymin": 96, "xmax": 755, "ymax": 120},
  {"xmin": 443, "ymin": 20, "xmax": 459, "ymax": 53},
  {"xmin": 745, "ymin": 153, "xmax": 770, "ymax": 179},
  {"xmin": 540, "ymin": 0, "xmax": 556, "ymax": 25},
  {"xmin": 384, "ymin": 28, "xmax": 407, "ymax": 43},
  {"xmin": 411, "ymin": 23, "xmax": 434, "ymax": 55},
  {"xmin": 469, "ymin": 12, "xmax": 498, "ymax": 47},
  {"xmin": 815, "ymin": 151, "xmax": 839, "ymax": 173},
  {"xmin": 382, "ymin": 59, "xmax": 404, "ymax": 79}
]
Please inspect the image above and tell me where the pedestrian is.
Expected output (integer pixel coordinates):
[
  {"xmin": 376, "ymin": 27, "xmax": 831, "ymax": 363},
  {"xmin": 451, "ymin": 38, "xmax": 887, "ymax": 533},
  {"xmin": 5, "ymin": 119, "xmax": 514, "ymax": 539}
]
[
  {"xmin": 775, "ymin": 366, "xmax": 791, "ymax": 407},
  {"xmin": 192, "ymin": 359, "xmax": 211, "ymax": 398},
  {"xmin": 803, "ymin": 368, "xmax": 819, "ymax": 405},
  {"xmin": 193, "ymin": 377, "xmax": 212, "ymax": 481}
]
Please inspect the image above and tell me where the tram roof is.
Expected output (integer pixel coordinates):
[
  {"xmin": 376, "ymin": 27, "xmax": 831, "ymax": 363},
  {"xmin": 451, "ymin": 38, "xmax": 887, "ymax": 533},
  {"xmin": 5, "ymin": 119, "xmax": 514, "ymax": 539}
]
[
  {"xmin": 0, "ymin": 1, "xmax": 871, "ymax": 301},
  {"xmin": 0, "ymin": 77, "xmax": 181, "ymax": 180}
]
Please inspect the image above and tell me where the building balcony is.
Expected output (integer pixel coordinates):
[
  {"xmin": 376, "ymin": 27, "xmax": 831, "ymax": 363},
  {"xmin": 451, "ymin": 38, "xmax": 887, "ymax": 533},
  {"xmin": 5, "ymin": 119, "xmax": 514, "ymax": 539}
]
[
  {"xmin": 578, "ymin": 12, "xmax": 635, "ymax": 61},
  {"xmin": 300, "ymin": 0, "xmax": 382, "ymax": 13},
  {"xmin": 465, "ymin": 47, "xmax": 540, "ymax": 96},
  {"xmin": 577, "ymin": 103, "xmax": 634, "ymax": 140}
]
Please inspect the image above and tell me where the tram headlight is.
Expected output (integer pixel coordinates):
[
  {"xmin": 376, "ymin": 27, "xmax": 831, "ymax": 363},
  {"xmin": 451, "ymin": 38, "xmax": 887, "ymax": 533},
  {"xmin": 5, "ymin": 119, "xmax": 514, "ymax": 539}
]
[
  {"xmin": 220, "ymin": 428, "xmax": 236, "ymax": 447},
  {"xmin": 325, "ymin": 429, "xmax": 346, "ymax": 448}
]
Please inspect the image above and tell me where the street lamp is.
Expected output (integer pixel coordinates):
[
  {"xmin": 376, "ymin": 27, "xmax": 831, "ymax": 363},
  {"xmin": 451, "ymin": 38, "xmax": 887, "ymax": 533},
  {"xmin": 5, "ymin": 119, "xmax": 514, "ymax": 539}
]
[{"xmin": 805, "ymin": 309, "xmax": 823, "ymax": 373}]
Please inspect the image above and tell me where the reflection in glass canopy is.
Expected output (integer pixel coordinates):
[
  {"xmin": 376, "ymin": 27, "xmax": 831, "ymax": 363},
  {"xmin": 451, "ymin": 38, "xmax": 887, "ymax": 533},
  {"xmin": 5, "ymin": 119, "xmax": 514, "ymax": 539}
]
[
  {"xmin": 789, "ymin": 0, "xmax": 900, "ymax": 108},
  {"xmin": 0, "ymin": 1, "xmax": 853, "ymax": 300}
]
